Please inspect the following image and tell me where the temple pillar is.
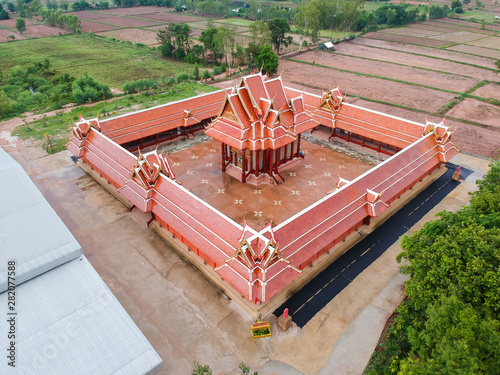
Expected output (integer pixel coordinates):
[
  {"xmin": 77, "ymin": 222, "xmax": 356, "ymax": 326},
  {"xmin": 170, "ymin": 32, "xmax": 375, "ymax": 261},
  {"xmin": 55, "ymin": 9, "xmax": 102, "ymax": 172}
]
[
  {"xmin": 221, "ymin": 142, "xmax": 227, "ymax": 172},
  {"xmin": 242, "ymin": 150, "xmax": 247, "ymax": 183}
]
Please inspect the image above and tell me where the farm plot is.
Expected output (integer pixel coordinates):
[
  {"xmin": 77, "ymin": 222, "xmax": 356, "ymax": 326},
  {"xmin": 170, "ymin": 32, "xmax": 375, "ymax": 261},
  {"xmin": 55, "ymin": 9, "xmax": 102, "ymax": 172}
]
[
  {"xmin": 378, "ymin": 27, "xmax": 441, "ymax": 38},
  {"xmin": 447, "ymin": 44, "xmax": 500, "ymax": 59},
  {"xmin": 408, "ymin": 22, "xmax": 469, "ymax": 34},
  {"xmin": 466, "ymin": 35, "xmax": 500, "ymax": 49},
  {"xmin": 350, "ymin": 38, "xmax": 498, "ymax": 70},
  {"xmin": 97, "ymin": 28, "xmax": 160, "ymax": 46},
  {"xmin": 92, "ymin": 16, "xmax": 161, "ymax": 27},
  {"xmin": 361, "ymin": 31, "xmax": 451, "ymax": 47},
  {"xmin": 447, "ymin": 99, "xmax": 500, "ymax": 128},
  {"xmin": 96, "ymin": 6, "xmax": 167, "ymax": 16},
  {"xmin": 132, "ymin": 12, "xmax": 203, "ymax": 23},
  {"xmin": 0, "ymin": 29, "xmax": 26, "ymax": 42},
  {"xmin": 23, "ymin": 24, "xmax": 71, "ymax": 38},
  {"xmin": 426, "ymin": 31, "xmax": 488, "ymax": 43},
  {"xmin": 279, "ymin": 59, "xmax": 455, "ymax": 112},
  {"xmin": 471, "ymin": 84, "xmax": 500, "ymax": 101},
  {"xmin": 294, "ymin": 51, "xmax": 478, "ymax": 92},
  {"xmin": 432, "ymin": 18, "xmax": 500, "ymax": 32},
  {"xmin": 69, "ymin": 10, "xmax": 111, "ymax": 20},
  {"xmin": 0, "ymin": 18, "xmax": 37, "ymax": 28},
  {"xmin": 79, "ymin": 20, "xmax": 121, "ymax": 33}
]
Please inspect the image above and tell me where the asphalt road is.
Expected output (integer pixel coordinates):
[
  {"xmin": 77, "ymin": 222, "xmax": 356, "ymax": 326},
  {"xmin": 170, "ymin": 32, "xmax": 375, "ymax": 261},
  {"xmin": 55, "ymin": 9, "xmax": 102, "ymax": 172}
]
[{"xmin": 274, "ymin": 163, "xmax": 471, "ymax": 327}]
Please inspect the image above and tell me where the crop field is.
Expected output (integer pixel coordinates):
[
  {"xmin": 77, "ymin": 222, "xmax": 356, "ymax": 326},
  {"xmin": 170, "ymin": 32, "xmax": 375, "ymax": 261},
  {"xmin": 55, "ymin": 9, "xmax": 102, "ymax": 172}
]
[
  {"xmin": 278, "ymin": 17, "xmax": 500, "ymax": 159},
  {"xmin": 0, "ymin": 34, "xmax": 193, "ymax": 89}
]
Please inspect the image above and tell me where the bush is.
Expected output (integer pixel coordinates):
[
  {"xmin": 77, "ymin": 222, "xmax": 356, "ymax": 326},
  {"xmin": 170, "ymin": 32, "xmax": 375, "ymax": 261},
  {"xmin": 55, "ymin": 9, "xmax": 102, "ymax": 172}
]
[
  {"xmin": 175, "ymin": 73, "xmax": 190, "ymax": 83},
  {"xmin": 123, "ymin": 78, "xmax": 159, "ymax": 94},
  {"xmin": 202, "ymin": 70, "xmax": 211, "ymax": 80},
  {"xmin": 192, "ymin": 64, "xmax": 200, "ymax": 80},
  {"xmin": 72, "ymin": 75, "xmax": 112, "ymax": 104}
]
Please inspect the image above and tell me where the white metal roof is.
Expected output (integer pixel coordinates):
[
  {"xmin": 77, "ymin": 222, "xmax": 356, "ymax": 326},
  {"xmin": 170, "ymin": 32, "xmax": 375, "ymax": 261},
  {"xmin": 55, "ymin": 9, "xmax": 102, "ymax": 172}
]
[
  {"xmin": 0, "ymin": 148, "xmax": 82, "ymax": 293},
  {"xmin": 0, "ymin": 256, "xmax": 163, "ymax": 375},
  {"xmin": 0, "ymin": 147, "xmax": 163, "ymax": 374}
]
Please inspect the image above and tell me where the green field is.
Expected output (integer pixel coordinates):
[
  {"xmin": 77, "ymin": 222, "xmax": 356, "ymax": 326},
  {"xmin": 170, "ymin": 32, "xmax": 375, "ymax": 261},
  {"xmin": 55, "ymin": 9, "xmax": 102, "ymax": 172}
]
[
  {"xmin": 12, "ymin": 81, "xmax": 218, "ymax": 152},
  {"xmin": 460, "ymin": 10, "xmax": 497, "ymax": 24},
  {"xmin": 0, "ymin": 34, "xmax": 194, "ymax": 89}
]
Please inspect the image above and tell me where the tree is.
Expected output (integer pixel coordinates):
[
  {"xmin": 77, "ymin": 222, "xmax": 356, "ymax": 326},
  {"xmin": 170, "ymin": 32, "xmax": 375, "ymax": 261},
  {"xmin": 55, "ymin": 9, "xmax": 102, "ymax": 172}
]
[
  {"xmin": 386, "ymin": 8, "xmax": 397, "ymax": 25},
  {"xmin": 15, "ymin": 16, "xmax": 26, "ymax": 33},
  {"xmin": 249, "ymin": 20, "xmax": 271, "ymax": 47},
  {"xmin": 215, "ymin": 26, "xmax": 234, "ymax": 69},
  {"xmin": 255, "ymin": 44, "xmax": 278, "ymax": 75},
  {"xmin": 339, "ymin": 0, "xmax": 364, "ymax": 37},
  {"xmin": 200, "ymin": 26, "xmax": 222, "ymax": 64},
  {"xmin": 0, "ymin": 9, "xmax": 9, "ymax": 20},
  {"xmin": 399, "ymin": 295, "xmax": 500, "ymax": 374},
  {"xmin": 0, "ymin": 90, "xmax": 14, "ymax": 118},
  {"xmin": 268, "ymin": 18, "xmax": 293, "ymax": 55},
  {"xmin": 367, "ymin": 159, "xmax": 500, "ymax": 374},
  {"xmin": 295, "ymin": 2, "xmax": 320, "ymax": 51}
]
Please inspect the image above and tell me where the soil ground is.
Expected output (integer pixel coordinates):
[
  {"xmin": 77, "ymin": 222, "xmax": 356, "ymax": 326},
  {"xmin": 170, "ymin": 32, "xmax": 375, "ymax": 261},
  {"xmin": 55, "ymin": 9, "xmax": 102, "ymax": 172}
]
[{"xmin": 472, "ymin": 83, "xmax": 500, "ymax": 101}]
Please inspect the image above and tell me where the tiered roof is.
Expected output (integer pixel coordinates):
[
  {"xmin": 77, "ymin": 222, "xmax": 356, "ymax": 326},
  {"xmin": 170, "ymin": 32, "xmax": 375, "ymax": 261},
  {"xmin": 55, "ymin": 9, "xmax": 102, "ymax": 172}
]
[{"xmin": 205, "ymin": 73, "xmax": 316, "ymax": 150}]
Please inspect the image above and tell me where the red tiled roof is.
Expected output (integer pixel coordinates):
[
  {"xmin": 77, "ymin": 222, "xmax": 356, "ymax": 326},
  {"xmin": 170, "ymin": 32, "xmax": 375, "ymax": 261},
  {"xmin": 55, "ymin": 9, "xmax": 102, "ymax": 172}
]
[{"xmin": 206, "ymin": 73, "xmax": 315, "ymax": 151}]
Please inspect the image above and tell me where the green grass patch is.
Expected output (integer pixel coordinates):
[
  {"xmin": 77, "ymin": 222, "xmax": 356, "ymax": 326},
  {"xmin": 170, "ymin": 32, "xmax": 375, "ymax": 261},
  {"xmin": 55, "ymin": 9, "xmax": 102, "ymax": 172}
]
[
  {"xmin": 216, "ymin": 18, "xmax": 254, "ymax": 27},
  {"xmin": 459, "ymin": 10, "xmax": 497, "ymax": 24},
  {"xmin": 11, "ymin": 81, "xmax": 218, "ymax": 153},
  {"xmin": 0, "ymin": 34, "xmax": 193, "ymax": 89}
]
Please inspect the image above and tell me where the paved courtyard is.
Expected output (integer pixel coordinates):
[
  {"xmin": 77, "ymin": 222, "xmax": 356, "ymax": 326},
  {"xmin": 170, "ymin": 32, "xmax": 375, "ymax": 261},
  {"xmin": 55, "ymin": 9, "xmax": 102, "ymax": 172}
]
[{"xmin": 161, "ymin": 137, "xmax": 375, "ymax": 228}]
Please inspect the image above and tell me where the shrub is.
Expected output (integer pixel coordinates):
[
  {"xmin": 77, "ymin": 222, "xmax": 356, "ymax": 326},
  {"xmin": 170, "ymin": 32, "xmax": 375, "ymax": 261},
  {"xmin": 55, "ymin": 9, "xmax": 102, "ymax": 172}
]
[
  {"xmin": 122, "ymin": 78, "xmax": 159, "ymax": 94},
  {"xmin": 72, "ymin": 75, "xmax": 112, "ymax": 104},
  {"xmin": 175, "ymin": 72, "xmax": 190, "ymax": 83}
]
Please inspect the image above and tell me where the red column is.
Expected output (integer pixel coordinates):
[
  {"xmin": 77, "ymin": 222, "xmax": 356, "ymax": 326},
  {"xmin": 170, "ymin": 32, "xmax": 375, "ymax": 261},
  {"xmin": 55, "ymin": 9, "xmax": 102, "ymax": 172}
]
[
  {"xmin": 242, "ymin": 150, "xmax": 247, "ymax": 183},
  {"xmin": 221, "ymin": 143, "xmax": 226, "ymax": 172}
]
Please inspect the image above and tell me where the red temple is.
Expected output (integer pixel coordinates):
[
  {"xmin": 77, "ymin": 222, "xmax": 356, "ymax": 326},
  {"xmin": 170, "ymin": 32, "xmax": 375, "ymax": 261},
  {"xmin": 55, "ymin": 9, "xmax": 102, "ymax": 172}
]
[
  {"xmin": 206, "ymin": 74, "xmax": 316, "ymax": 184},
  {"xmin": 67, "ymin": 73, "xmax": 458, "ymax": 318}
]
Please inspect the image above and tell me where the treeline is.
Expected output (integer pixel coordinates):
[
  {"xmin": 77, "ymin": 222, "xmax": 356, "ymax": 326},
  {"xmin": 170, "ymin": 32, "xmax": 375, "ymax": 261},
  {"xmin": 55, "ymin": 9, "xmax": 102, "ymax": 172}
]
[
  {"xmin": 366, "ymin": 160, "xmax": 500, "ymax": 374},
  {"xmin": 156, "ymin": 20, "xmax": 289, "ymax": 73},
  {"xmin": 0, "ymin": 59, "xmax": 112, "ymax": 118}
]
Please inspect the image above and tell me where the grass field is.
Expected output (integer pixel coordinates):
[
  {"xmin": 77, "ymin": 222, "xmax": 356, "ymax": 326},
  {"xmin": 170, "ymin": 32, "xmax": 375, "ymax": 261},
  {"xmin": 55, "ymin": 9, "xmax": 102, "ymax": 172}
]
[
  {"xmin": 0, "ymin": 34, "xmax": 194, "ymax": 89},
  {"xmin": 12, "ymin": 81, "xmax": 218, "ymax": 152}
]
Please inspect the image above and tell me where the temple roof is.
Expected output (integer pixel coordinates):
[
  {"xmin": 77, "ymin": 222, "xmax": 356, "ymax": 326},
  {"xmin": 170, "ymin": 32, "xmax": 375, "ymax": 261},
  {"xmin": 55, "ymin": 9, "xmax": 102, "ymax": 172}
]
[{"xmin": 205, "ymin": 73, "xmax": 316, "ymax": 151}]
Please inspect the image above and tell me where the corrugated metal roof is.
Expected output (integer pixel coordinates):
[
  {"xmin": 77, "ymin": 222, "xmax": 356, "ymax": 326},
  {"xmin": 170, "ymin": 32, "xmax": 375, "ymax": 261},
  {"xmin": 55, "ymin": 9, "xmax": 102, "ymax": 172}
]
[
  {"xmin": 0, "ymin": 147, "xmax": 163, "ymax": 374},
  {"xmin": 0, "ymin": 256, "xmax": 163, "ymax": 375},
  {"xmin": 0, "ymin": 148, "xmax": 82, "ymax": 293}
]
